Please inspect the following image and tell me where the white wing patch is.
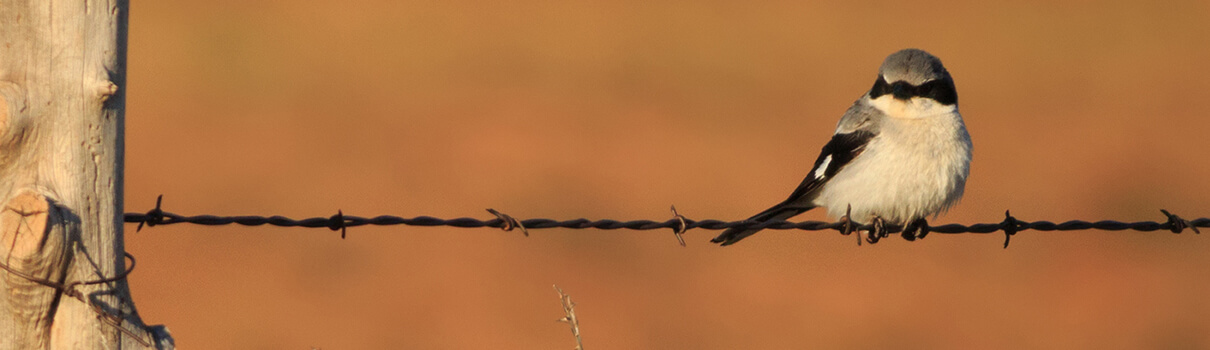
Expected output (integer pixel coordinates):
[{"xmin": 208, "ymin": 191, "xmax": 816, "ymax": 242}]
[{"xmin": 813, "ymin": 155, "xmax": 832, "ymax": 179}]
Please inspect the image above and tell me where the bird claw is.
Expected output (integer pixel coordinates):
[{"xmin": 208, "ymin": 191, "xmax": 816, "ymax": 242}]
[
  {"xmin": 902, "ymin": 218, "xmax": 929, "ymax": 241},
  {"xmin": 865, "ymin": 216, "xmax": 888, "ymax": 244}
]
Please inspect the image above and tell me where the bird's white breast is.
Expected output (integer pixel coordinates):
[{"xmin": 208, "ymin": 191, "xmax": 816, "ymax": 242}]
[{"xmin": 813, "ymin": 109, "xmax": 971, "ymax": 223}]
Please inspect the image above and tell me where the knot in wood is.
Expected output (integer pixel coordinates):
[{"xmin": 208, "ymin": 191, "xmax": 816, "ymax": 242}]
[{"xmin": 1, "ymin": 190, "xmax": 52, "ymax": 261}]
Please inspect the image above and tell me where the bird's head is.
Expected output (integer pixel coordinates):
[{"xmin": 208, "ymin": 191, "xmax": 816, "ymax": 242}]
[{"xmin": 867, "ymin": 49, "xmax": 958, "ymax": 119}]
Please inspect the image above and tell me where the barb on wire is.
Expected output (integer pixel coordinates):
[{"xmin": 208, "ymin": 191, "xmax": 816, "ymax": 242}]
[
  {"xmin": 124, "ymin": 196, "xmax": 1207, "ymax": 246},
  {"xmin": 0, "ymin": 252, "xmax": 153, "ymax": 347},
  {"xmin": 669, "ymin": 205, "xmax": 688, "ymax": 247},
  {"xmin": 487, "ymin": 208, "xmax": 528, "ymax": 236},
  {"xmin": 136, "ymin": 194, "xmax": 163, "ymax": 232},
  {"xmin": 329, "ymin": 210, "xmax": 348, "ymax": 239},
  {"xmin": 1161, "ymin": 209, "xmax": 1200, "ymax": 234},
  {"xmin": 1001, "ymin": 210, "xmax": 1022, "ymax": 249}
]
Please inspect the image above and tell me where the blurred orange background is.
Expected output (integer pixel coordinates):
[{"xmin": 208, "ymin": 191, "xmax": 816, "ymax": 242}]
[{"xmin": 124, "ymin": 1, "xmax": 1210, "ymax": 348}]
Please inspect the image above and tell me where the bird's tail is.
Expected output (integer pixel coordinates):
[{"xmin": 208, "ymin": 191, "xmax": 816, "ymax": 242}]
[{"xmin": 711, "ymin": 205, "xmax": 814, "ymax": 246}]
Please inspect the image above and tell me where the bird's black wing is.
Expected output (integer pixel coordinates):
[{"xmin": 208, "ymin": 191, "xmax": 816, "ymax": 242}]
[
  {"xmin": 781, "ymin": 130, "xmax": 877, "ymax": 206},
  {"xmin": 711, "ymin": 130, "xmax": 876, "ymax": 245}
]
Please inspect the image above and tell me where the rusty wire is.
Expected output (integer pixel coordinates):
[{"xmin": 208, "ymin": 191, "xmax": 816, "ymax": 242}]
[
  {"xmin": 125, "ymin": 195, "xmax": 1205, "ymax": 248},
  {"xmin": 0, "ymin": 252, "xmax": 152, "ymax": 346}
]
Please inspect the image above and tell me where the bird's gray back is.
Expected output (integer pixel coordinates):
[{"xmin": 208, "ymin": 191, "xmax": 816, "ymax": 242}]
[{"xmin": 835, "ymin": 99, "xmax": 885, "ymax": 135}]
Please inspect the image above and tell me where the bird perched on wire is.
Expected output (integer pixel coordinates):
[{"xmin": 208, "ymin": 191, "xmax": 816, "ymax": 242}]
[{"xmin": 711, "ymin": 49, "xmax": 972, "ymax": 246}]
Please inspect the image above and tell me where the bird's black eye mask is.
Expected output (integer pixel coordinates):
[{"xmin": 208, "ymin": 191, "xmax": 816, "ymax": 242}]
[{"xmin": 869, "ymin": 76, "xmax": 957, "ymax": 105}]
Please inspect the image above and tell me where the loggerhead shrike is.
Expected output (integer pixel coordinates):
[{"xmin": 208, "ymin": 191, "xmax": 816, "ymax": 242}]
[{"xmin": 711, "ymin": 48, "xmax": 972, "ymax": 246}]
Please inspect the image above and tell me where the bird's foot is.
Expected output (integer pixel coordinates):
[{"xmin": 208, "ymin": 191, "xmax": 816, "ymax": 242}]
[
  {"xmin": 902, "ymin": 218, "xmax": 930, "ymax": 241},
  {"xmin": 865, "ymin": 216, "xmax": 888, "ymax": 244}
]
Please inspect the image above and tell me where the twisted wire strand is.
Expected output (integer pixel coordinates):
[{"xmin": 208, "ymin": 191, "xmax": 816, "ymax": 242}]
[
  {"xmin": 124, "ymin": 196, "xmax": 1205, "ymax": 247},
  {"xmin": 120, "ymin": 211, "xmax": 1210, "ymax": 233}
]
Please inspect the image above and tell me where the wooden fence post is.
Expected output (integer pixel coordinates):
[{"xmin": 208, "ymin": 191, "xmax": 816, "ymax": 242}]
[{"xmin": 0, "ymin": 0, "xmax": 172, "ymax": 348}]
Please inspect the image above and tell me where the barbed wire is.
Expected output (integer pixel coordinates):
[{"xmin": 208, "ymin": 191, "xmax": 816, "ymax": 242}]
[
  {"xmin": 4, "ymin": 195, "xmax": 1194, "ymax": 349},
  {"xmin": 124, "ymin": 195, "xmax": 1205, "ymax": 248}
]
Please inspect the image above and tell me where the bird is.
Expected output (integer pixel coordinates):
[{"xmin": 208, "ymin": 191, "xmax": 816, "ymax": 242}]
[{"xmin": 711, "ymin": 48, "xmax": 972, "ymax": 246}]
